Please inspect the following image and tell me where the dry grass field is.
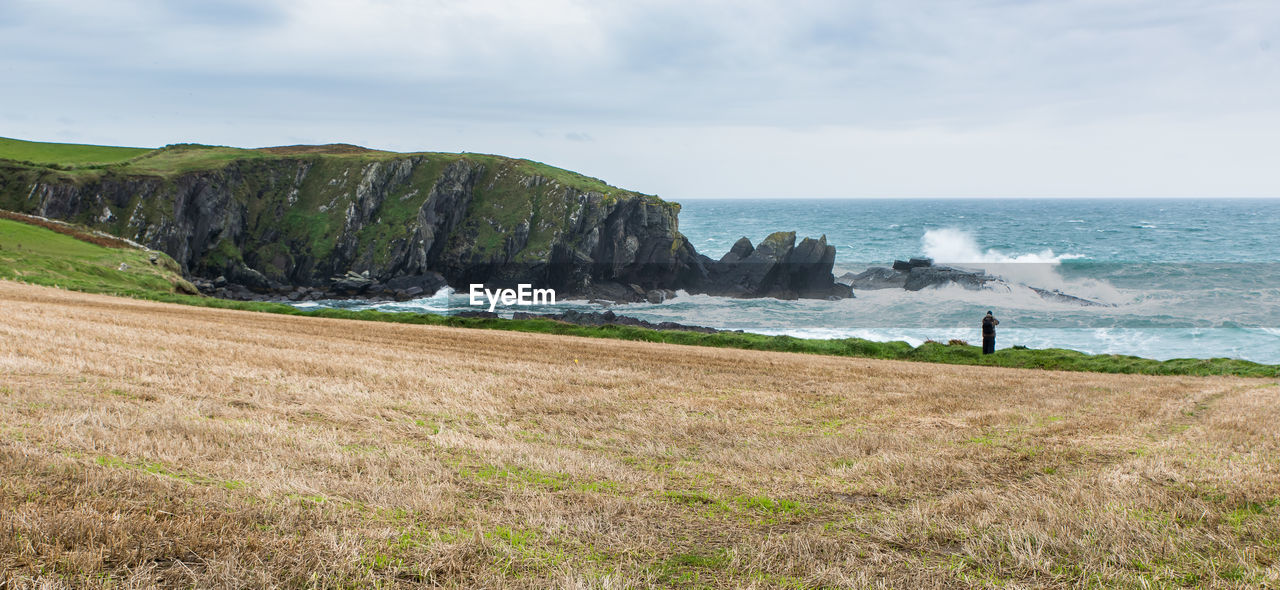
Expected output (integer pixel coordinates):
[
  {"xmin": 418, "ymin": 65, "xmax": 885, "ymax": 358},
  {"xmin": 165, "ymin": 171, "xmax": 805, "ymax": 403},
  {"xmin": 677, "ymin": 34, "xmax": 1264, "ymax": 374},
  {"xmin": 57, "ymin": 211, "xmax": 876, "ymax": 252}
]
[{"xmin": 1, "ymin": 280, "xmax": 1278, "ymax": 589}]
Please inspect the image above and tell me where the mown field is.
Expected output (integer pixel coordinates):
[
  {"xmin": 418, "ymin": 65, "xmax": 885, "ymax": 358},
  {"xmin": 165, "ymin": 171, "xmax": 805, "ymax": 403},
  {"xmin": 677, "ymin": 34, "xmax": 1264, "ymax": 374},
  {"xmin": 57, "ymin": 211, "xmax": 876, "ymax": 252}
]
[{"xmin": 2, "ymin": 281, "xmax": 1277, "ymax": 588}]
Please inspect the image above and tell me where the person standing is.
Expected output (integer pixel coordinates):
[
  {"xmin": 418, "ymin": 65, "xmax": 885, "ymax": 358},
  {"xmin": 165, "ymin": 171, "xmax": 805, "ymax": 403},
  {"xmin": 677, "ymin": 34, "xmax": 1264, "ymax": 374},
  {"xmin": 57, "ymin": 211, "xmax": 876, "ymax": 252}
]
[{"xmin": 982, "ymin": 311, "xmax": 999, "ymax": 354}]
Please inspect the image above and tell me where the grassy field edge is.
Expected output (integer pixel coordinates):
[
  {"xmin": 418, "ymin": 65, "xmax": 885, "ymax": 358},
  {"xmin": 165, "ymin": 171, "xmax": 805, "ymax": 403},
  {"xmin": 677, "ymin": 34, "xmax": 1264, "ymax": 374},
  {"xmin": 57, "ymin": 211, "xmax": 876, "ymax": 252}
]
[{"xmin": 17, "ymin": 281, "xmax": 1277, "ymax": 379}]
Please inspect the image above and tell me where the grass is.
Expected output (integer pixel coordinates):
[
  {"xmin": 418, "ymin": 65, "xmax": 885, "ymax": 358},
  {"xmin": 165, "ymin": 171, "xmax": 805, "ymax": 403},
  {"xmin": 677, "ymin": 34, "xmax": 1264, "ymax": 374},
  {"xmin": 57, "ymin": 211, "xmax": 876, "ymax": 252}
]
[
  {"xmin": 0, "ymin": 136, "xmax": 659, "ymax": 194},
  {"xmin": 0, "ymin": 136, "xmax": 151, "ymax": 166},
  {"xmin": 2, "ymin": 281, "xmax": 1278, "ymax": 587},
  {"xmin": 0, "ymin": 217, "xmax": 195, "ymax": 297}
]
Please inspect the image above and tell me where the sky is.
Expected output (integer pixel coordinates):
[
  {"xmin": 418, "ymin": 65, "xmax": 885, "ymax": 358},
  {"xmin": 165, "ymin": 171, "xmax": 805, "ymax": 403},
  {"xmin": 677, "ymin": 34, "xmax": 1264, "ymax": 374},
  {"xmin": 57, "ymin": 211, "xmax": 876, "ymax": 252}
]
[{"xmin": 2, "ymin": 0, "xmax": 1278, "ymax": 198}]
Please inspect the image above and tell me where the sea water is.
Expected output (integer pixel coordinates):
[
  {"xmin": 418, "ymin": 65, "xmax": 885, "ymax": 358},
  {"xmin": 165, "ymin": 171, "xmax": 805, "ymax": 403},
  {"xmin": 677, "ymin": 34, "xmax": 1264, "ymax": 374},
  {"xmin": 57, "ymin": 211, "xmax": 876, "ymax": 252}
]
[{"xmin": 297, "ymin": 198, "xmax": 1280, "ymax": 364}]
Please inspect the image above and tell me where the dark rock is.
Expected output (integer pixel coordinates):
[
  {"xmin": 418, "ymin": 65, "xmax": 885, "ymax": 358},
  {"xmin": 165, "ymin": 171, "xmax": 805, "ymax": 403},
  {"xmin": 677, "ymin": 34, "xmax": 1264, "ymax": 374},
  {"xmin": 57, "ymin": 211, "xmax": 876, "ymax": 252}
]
[
  {"xmin": 576, "ymin": 281, "xmax": 648, "ymax": 304},
  {"xmin": 227, "ymin": 265, "xmax": 272, "ymax": 293},
  {"xmin": 719, "ymin": 237, "xmax": 755, "ymax": 263},
  {"xmin": 1030, "ymin": 287, "xmax": 1112, "ymax": 307},
  {"xmin": 908, "ymin": 257, "xmax": 933, "ymax": 268},
  {"xmin": 892, "ymin": 260, "xmax": 913, "ymax": 271},
  {"xmin": 385, "ymin": 272, "xmax": 447, "ymax": 296},
  {"xmin": 842, "ymin": 267, "xmax": 907, "ymax": 290},
  {"xmin": 903, "ymin": 266, "xmax": 997, "ymax": 291},
  {"xmin": 697, "ymin": 232, "xmax": 849, "ymax": 300},
  {"xmin": 213, "ymin": 275, "xmax": 227, "ymax": 288},
  {"xmin": 331, "ymin": 270, "xmax": 376, "ymax": 295}
]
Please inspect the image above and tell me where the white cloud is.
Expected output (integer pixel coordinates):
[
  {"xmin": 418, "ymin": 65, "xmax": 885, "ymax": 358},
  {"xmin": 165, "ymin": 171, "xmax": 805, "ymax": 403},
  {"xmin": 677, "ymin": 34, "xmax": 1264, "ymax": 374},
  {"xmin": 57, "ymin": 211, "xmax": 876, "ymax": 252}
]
[{"xmin": 2, "ymin": 0, "xmax": 1279, "ymax": 196}]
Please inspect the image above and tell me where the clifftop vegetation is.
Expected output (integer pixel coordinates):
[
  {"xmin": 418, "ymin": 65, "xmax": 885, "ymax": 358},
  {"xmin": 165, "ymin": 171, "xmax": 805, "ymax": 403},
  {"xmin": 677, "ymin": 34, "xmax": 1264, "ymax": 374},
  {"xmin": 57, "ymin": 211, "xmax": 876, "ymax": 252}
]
[{"xmin": 0, "ymin": 136, "xmax": 642, "ymax": 203}]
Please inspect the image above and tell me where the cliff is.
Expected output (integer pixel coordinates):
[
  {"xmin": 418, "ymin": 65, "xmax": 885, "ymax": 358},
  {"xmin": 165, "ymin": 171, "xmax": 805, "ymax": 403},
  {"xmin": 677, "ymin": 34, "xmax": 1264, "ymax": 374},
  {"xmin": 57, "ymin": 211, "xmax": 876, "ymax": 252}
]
[{"xmin": 0, "ymin": 139, "xmax": 846, "ymax": 302}]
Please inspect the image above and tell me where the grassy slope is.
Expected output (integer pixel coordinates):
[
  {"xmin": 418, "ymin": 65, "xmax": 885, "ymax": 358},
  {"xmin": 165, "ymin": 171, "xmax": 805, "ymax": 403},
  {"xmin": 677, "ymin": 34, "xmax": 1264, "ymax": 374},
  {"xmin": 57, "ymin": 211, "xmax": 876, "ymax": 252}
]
[
  {"xmin": 1, "ymin": 214, "xmax": 1275, "ymax": 378},
  {"xmin": 0, "ymin": 137, "xmax": 632, "ymax": 195},
  {"xmin": 2, "ymin": 282, "xmax": 1277, "ymax": 587},
  {"xmin": 0, "ymin": 217, "xmax": 194, "ymax": 297},
  {"xmin": 0, "ymin": 136, "xmax": 151, "ymax": 166}
]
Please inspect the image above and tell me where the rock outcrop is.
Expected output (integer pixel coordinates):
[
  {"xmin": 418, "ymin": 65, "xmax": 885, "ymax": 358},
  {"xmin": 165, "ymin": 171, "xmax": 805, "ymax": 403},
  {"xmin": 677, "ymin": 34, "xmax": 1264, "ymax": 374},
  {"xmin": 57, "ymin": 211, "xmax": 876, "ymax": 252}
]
[
  {"xmin": 842, "ymin": 258, "xmax": 1111, "ymax": 306},
  {"xmin": 697, "ymin": 232, "xmax": 851, "ymax": 300},
  {"xmin": 0, "ymin": 146, "xmax": 848, "ymax": 303}
]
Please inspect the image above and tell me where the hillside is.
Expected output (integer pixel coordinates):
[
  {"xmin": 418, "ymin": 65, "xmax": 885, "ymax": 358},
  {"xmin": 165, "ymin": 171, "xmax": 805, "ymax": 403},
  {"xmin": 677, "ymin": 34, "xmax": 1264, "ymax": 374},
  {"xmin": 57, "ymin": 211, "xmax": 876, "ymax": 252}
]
[
  {"xmin": 0, "ymin": 136, "xmax": 700, "ymax": 301},
  {"xmin": 0, "ymin": 211, "xmax": 194, "ymax": 297},
  {"xmin": 0, "ymin": 136, "xmax": 152, "ymax": 166},
  {"xmin": 2, "ymin": 281, "xmax": 1277, "ymax": 587}
]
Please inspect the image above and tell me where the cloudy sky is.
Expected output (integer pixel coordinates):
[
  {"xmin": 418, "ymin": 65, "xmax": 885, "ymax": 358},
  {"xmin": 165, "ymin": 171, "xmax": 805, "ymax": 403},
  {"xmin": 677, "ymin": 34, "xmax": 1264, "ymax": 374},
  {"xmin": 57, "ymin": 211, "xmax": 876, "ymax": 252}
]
[{"xmin": 2, "ymin": 0, "xmax": 1278, "ymax": 198}]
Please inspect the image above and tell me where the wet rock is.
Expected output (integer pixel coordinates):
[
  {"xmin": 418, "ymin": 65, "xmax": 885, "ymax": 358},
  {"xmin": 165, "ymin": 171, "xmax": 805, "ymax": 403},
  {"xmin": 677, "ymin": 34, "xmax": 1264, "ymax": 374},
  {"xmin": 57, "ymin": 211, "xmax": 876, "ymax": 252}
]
[
  {"xmin": 842, "ymin": 267, "xmax": 907, "ymax": 290},
  {"xmin": 698, "ymin": 232, "xmax": 850, "ymax": 300},
  {"xmin": 903, "ymin": 266, "xmax": 998, "ymax": 291},
  {"xmin": 385, "ymin": 272, "xmax": 447, "ymax": 297}
]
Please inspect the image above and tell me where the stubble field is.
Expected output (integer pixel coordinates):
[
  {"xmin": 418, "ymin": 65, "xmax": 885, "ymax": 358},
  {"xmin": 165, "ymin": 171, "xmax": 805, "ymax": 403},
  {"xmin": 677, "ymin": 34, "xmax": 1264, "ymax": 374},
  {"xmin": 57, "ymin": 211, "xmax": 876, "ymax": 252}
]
[{"xmin": 1, "ymin": 281, "xmax": 1277, "ymax": 588}]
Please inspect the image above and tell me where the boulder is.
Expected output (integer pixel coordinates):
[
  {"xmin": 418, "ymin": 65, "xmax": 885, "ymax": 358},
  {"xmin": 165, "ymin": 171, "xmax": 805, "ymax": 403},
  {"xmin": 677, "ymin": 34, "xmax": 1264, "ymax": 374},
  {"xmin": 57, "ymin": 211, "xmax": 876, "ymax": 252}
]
[
  {"xmin": 331, "ymin": 270, "xmax": 375, "ymax": 295},
  {"xmin": 719, "ymin": 237, "xmax": 755, "ymax": 263},
  {"xmin": 842, "ymin": 267, "xmax": 908, "ymax": 290},
  {"xmin": 385, "ymin": 272, "xmax": 447, "ymax": 296},
  {"xmin": 228, "ymin": 264, "xmax": 272, "ymax": 293},
  {"xmin": 903, "ymin": 265, "xmax": 997, "ymax": 291}
]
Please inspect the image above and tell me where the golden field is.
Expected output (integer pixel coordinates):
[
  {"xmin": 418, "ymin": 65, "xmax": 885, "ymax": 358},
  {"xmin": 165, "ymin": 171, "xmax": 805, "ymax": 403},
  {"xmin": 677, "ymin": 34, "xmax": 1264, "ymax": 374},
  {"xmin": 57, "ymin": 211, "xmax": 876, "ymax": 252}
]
[{"xmin": 1, "ymin": 280, "xmax": 1277, "ymax": 589}]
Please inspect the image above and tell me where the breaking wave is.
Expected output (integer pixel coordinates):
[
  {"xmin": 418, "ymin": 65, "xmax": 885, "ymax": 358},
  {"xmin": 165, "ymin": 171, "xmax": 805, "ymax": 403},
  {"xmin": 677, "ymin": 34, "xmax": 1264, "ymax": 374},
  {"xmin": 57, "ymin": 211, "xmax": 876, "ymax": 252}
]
[{"xmin": 921, "ymin": 228, "xmax": 1082, "ymax": 264}]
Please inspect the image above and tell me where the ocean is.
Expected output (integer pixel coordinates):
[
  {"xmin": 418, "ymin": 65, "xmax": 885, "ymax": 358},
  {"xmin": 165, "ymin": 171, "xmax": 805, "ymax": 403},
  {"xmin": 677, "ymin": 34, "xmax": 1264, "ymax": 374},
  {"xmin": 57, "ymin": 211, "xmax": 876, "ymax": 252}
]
[{"xmin": 296, "ymin": 198, "xmax": 1280, "ymax": 364}]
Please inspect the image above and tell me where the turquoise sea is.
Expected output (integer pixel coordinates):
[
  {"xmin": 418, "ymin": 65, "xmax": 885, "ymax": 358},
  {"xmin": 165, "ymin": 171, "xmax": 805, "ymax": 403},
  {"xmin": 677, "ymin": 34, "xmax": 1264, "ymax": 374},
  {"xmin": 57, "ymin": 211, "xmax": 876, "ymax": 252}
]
[{"xmin": 300, "ymin": 199, "xmax": 1280, "ymax": 364}]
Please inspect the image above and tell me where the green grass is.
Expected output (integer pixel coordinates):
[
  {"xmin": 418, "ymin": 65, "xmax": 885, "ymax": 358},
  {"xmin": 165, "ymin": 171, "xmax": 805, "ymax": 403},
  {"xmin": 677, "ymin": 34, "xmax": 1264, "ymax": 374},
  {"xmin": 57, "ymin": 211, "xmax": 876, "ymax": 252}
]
[
  {"xmin": 0, "ymin": 136, "xmax": 152, "ymax": 167},
  {"xmin": 0, "ymin": 218, "xmax": 194, "ymax": 297},
  {"xmin": 3, "ymin": 214, "xmax": 1277, "ymax": 379},
  {"xmin": 118, "ymin": 143, "xmax": 272, "ymax": 176}
]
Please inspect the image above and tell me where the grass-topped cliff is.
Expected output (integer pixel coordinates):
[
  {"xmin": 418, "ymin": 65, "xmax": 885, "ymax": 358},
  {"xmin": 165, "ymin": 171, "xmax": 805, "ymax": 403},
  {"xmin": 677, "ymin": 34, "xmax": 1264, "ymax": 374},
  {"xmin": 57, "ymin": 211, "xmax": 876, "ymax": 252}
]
[{"xmin": 0, "ymin": 136, "xmax": 690, "ymax": 296}]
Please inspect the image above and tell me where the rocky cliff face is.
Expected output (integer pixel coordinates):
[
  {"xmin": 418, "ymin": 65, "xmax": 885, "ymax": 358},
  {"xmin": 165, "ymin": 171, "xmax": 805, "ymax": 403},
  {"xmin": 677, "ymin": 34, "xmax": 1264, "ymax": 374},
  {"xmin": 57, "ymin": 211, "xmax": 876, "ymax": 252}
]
[{"xmin": 0, "ymin": 146, "xmax": 846, "ymax": 302}]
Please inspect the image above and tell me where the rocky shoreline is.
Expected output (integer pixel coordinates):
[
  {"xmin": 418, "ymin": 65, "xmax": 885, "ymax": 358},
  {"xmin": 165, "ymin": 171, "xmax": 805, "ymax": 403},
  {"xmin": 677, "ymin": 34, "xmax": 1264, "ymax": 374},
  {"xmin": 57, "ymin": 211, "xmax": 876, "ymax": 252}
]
[
  {"xmin": 192, "ymin": 231, "xmax": 855, "ymax": 304},
  {"xmin": 842, "ymin": 257, "xmax": 1111, "ymax": 307}
]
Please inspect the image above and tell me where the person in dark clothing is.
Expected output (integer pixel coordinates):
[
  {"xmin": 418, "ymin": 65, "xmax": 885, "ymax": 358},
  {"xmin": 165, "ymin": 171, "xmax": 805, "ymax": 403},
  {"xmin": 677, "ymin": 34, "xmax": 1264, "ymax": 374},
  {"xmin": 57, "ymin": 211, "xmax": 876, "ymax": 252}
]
[{"xmin": 982, "ymin": 311, "xmax": 999, "ymax": 354}]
